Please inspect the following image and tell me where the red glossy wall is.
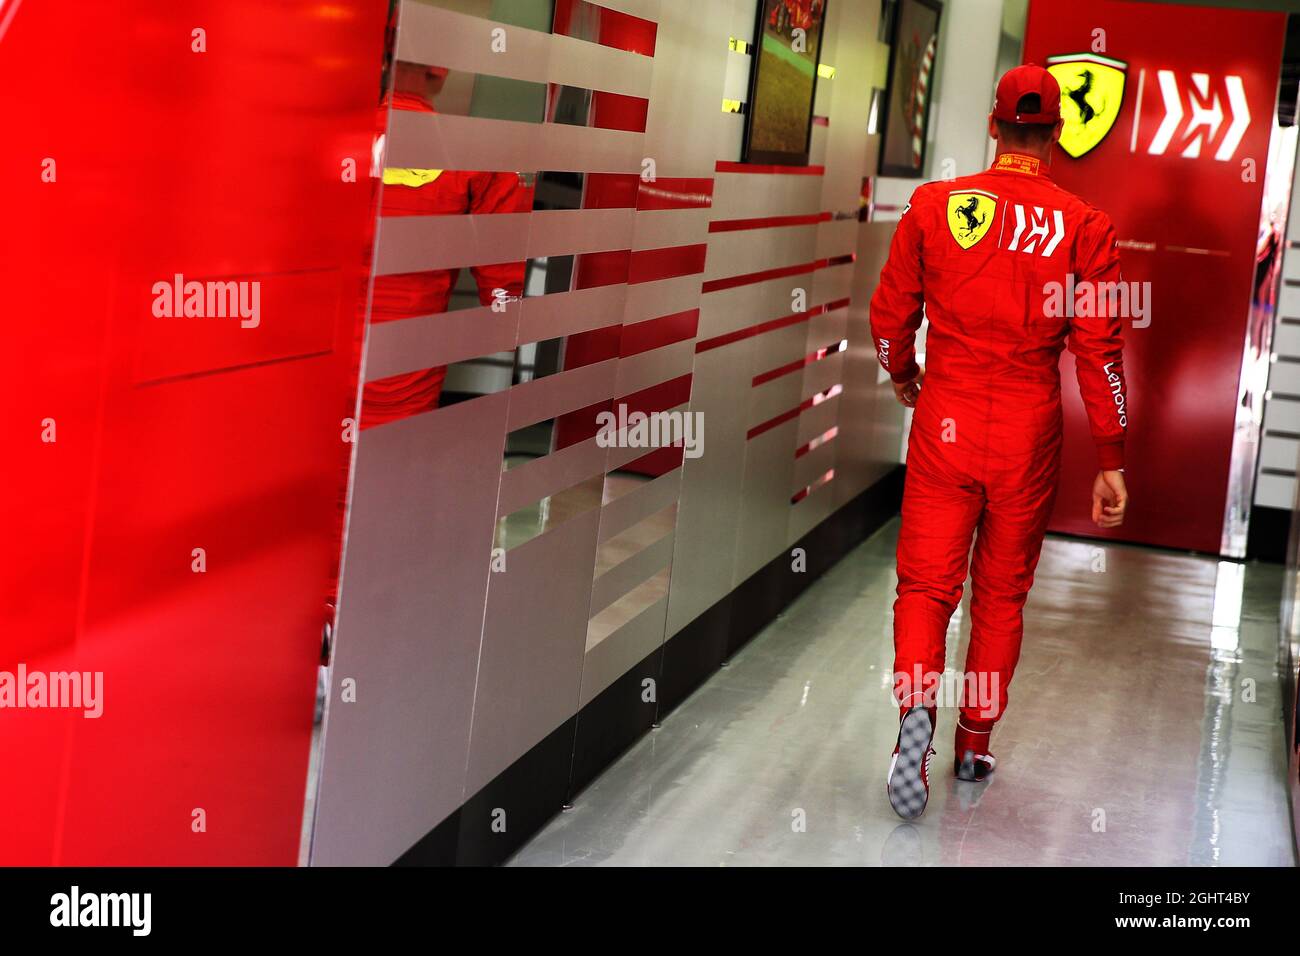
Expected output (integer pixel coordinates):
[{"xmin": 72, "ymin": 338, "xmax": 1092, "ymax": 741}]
[
  {"xmin": 1024, "ymin": 0, "xmax": 1285, "ymax": 553},
  {"xmin": 0, "ymin": 1, "xmax": 388, "ymax": 863}
]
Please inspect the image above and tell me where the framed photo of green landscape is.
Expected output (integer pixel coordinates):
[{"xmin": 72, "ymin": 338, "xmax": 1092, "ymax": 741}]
[{"xmin": 742, "ymin": 0, "xmax": 829, "ymax": 166}]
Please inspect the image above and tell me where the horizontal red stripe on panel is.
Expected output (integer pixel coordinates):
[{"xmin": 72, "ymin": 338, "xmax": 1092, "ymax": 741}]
[
  {"xmin": 637, "ymin": 178, "xmax": 715, "ymax": 211},
  {"xmin": 795, "ymin": 425, "xmax": 839, "ymax": 459},
  {"xmin": 715, "ymin": 161, "xmax": 825, "ymax": 176},
  {"xmin": 617, "ymin": 444, "xmax": 684, "ymax": 478},
  {"xmin": 812, "ymin": 115, "xmax": 829, "ymax": 127},
  {"xmin": 621, "ymin": 309, "xmax": 699, "ymax": 357},
  {"xmin": 696, "ymin": 310, "xmax": 809, "ymax": 354},
  {"xmin": 619, "ymin": 372, "xmax": 693, "ymax": 413},
  {"xmin": 553, "ymin": 0, "xmax": 659, "ymax": 56},
  {"xmin": 708, "ymin": 212, "xmax": 830, "ymax": 233},
  {"xmin": 591, "ymin": 90, "xmax": 650, "ymax": 133},
  {"xmin": 746, "ymin": 384, "xmax": 842, "ymax": 440},
  {"xmin": 700, "ymin": 259, "xmax": 818, "ymax": 295},
  {"xmin": 629, "ymin": 244, "xmax": 708, "ymax": 284},
  {"xmin": 585, "ymin": 172, "xmax": 641, "ymax": 209},
  {"xmin": 576, "ymin": 249, "xmax": 631, "ymax": 289},
  {"xmin": 562, "ymin": 322, "xmax": 625, "ymax": 371},
  {"xmin": 694, "ymin": 295, "xmax": 847, "ymax": 354},
  {"xmin": 752, "ymin": 339, "xmax": 845, "ymax": 387},
  {"xmin": 791, "ymin": 468, "xmax": 835, "ymax": 504}
]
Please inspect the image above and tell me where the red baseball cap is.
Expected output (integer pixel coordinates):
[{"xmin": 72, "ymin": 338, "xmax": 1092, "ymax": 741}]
[{"xmin": 992, "ymin": 64, "xmax": 1061, "ymax": 125}]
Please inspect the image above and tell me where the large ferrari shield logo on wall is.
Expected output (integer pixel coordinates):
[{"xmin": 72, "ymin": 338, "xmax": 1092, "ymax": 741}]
[
  {"xmin": 947, "ymin": 190, "xmax": 997, "ymax": 249},
  {"xmin": 1046, "ymin": 53, "xmax": 1127, "ymax": 158}
]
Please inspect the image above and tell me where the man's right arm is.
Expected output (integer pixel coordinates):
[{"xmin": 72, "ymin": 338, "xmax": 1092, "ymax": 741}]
[{"xmin": 869, "ymin": 192, "xmax": 927, "ymax": 389}]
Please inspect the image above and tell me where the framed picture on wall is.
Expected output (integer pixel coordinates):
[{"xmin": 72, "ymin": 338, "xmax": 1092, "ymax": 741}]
[
  {"xmin": 878, "ymin": 0, "xmax": 942, "ymax": 177},
  {"xmin": 742, "ymin": 0, "xmax": 830, "ymax": 166}
]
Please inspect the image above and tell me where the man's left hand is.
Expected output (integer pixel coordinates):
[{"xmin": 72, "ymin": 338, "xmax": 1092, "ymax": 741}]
[{"xmin": 892, "ymin": 367, "xmax": 924, "ymax": 408}]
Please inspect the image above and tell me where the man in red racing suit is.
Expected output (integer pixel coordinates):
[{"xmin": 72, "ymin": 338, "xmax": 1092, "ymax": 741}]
[{"xmin": 872, "ymin": 65, "xmax": 1130, "ymax": 819}]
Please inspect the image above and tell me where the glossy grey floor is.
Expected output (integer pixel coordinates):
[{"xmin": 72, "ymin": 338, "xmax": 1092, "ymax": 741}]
[{"xmin": 509, "ymin": 519, "xmax": 1297, "ymax": 866}]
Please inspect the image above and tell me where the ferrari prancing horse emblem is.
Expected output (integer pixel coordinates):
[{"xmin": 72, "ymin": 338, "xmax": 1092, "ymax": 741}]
[
  {"xmin": 1046, "ymin": 53, "xmax": 1128, "ymax": 158},
  {"xmin": 946, "ymin": 190, "xmax": 997, "ymax": 249}
]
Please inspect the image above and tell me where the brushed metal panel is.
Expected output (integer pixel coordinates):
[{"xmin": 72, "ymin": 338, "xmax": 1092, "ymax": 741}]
[
  {"xmin": 387, "ymin": 110, "xmax": 543, "ymax": 173},
  {"xmin": 1267, "ymin": 360, "xmax": 1300, "ymax": 395},
  {"xmin": 581, "ymin": 590, "xmax": 670, "ymax": 707},
  {"xmin": 549, "ymin": 34, "xmax": 655, "ymax": 99},
  {"xmin": 812, "ymin": 260, "xmax": 855, "ymax": 302},
  {"xmin": 801, "ymin": 350, "xmax": 844, "ymax": 398},
  {"xmin": 722, "ymin": 51, "xmax": 752, "ymax": 102},
  {"xmin": 816, "ymin": 0, "xmax": 875, "ymax": 210},
  {"xmin": 664, "ymin": 343, "xmax": 750, "ymax": 636},
  {"xmin": 597, "ymin": 468, "xmax": 683, "ymax": 542},
  {"xmin": 624, "ymin": 272, "xmax": 704, "ymax": 323},
  {"xmin": 497, "ymin": 434, "xmax": 607, "ymax": 517},
  {"xmin": 614, "ymin": 338, "xmax": 694, "ymax": 395},
  {"xmin": 586, "ymin": 0, "xmax": 661, "ymax": 20},
  {"xmin": 710, "ymin": 173, "xmax": 824, "ymax": 221},
  {"xmin": 397, "ymin": 2, "xmax": 552, "ymax": 85},
  {"xmin": 604, "ymin": 401, "xmax": 691, "ymax": 472},
  {"xmin": 465, "ymin": 507, "xmax": 602, "ymax": 795},
  {"xmin": 1273, "ymin": 321, "xmax": 1300, "ymax": 356},
  {"xmin": 632, "ymin": 208, "xmax": 714, "ymax": 251},
  {"xmin": 364, "ymin": 301, "xmax": 521, "ymax": 381},
  {"xmin": 809, "ymin": 123, "xmax": 828, "ymax": 168},
  {"xmin": 640, "ymin": 0, "xmax": 732, "ymax": 178},
  {"xmin": 1261, "ymin": 436, "xmax": 1300, "ymax": 470},
  {"xmin": 717, "ymin": 112, "xmax": 746, "ymax": 163},
  {"xmin": 704, "ymin": 226, "xmax": 819, "ymax": 283},
  {"xmin": 788, "ymin": 472, "xmax": 837, "ymax": 542},
  {"xmin": 815, "ymin": 218, "xmax": 860, "ymax": 259},
  {"xmin": 505, "ymin": 358, "xmax": 618, "ymax": 431},
  {"xmin": 697, "ymin": 280, "xmax": 794, "ymax": 341},
  {"xmin": 376, "ymin": 212, "xmax": 530, "ymax": 275},
  {"xmin": 750, "ymin": 319, "xmax": 809, "ymax": 374},
  {"xmin": 807, "ymin": 302, "xmax": 848, "ymax": 346},
  {"xmin": 750, "ymin": 371, "xmax": 804, "ymax": 429},
  {"xmin": 590, "ymin": 528, "xmax": 675, "ymax": 617},
  {"xmin": 796, "ymin": 393, "xmax": 841, "ymax": 446},
  {"xmin": 517, "ymin": 283, "xmax": 629, "ymax": 344},
  {"xmin": 792, "ymin": 439, "xmax": 837, "ymax": 494},
  {"xmin": 1256, "ymin": 473, "xmax": 1296, "ymax": 509},
  {"xmin": 1264, "ymin": 396, "xmax": 1300, "ymax": 432},
  {"xmin": 527, "ymin": 207, "xmax": 637, "ymax": 259},
  {"xmin": 732, "ymin": 421, "xmax": 800, "ymax": 584},
  {"xmin": 311, "ymin": 391, "xmax": 506, "ymax": 866},
  {"xmin": 537, "ymin": 122, "xmax": 646, "ymax": 174}
]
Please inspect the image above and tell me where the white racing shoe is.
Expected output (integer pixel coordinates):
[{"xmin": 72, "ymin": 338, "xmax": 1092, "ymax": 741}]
[{"xmin": 886, "ymin": 706, "xmax": 936, "ymax": 820}]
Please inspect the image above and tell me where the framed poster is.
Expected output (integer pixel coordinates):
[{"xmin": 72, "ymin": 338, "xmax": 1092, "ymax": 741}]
[
  {"xmin": 742, "ymin": 0, "xmax": 830, "ymax": 166},
  {"xmin": 878, "ymin": 0, "xmax": 942, "ymax": 177}
]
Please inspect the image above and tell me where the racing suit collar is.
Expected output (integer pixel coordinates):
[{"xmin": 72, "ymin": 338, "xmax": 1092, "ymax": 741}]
[{"xmin": 991, "ymin": 152, "xmax": 1049, "ymax": 177}]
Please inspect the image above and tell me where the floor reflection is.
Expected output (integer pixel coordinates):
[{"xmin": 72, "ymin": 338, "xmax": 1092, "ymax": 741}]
[{"xmin": 509, "ymin": 519, "xmax": 1296, "ymax": 866}]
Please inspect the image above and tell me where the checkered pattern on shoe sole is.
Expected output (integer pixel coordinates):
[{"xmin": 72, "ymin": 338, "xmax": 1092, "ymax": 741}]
[{"xmin": 887, "ymin": 707, "xmax": 934, "ymax": 820}]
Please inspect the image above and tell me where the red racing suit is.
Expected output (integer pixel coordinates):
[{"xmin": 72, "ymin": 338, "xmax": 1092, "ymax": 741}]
[{"xmin": 869, "ymin": 152, "xmax": 1128, "ymax": 731}]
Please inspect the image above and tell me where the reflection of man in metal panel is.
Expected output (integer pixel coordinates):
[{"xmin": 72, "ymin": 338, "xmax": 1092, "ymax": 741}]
[
  {"xmin": 362, "ymin": 61, "xmax": 531, "ymax": 427},
  {"xmin": 870, "ymin": 65, "xmax": 1130, "ymax": 819}
]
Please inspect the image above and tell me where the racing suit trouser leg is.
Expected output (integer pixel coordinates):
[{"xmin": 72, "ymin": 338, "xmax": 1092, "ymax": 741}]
[
  {"xmin": 892, "ymin": 431, "xmax": 984, "ymax": 713},
  {"xmin": 958, "ymin": 444, "xmax": 1060, "ymax": 731}
]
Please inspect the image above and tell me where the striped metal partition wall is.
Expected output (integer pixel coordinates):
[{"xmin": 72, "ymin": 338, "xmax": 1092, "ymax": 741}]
[
  {"xmin": 1255, "ymin": 141, "xmax": 1300, "ymax": 516},
  {"xmin": 311, "ymin": 0, "xmax": 910, "ymax": 866}
]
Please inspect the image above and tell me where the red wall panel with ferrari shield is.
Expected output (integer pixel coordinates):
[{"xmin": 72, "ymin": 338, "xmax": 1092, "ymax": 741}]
[
  {"xmin": 0, "ymin": 0, "xmax": 388, "ymax": 863},
  {"xmin": 1023, "ymin": 0, "xmax": 1284, "ymax": 552}
]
